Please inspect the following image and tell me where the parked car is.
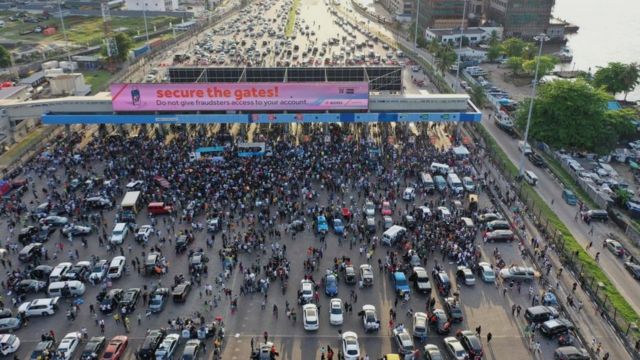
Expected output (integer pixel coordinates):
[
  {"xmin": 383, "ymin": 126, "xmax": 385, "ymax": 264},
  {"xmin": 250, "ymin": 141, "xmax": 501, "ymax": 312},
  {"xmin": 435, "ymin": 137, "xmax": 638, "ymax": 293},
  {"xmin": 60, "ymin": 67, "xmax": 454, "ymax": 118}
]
[
  {"xmin": 103, "ymin": 335, "xmax": 128, "ymax": 360},
  {"xmin": 605, "ymin": 238, "xmax": 625, "ymax": 256},
  {"xmin": 303, "ymin": 304, "xmax": 320, "ymax": 331},
  {"xmin": 329, "ymin": 298, "xmax": 344, "ymax": 325},
  {"xmin": 443, "ymin": 337, "xmax": 467, "ymax": 360},
  {"xmin": 57, "ymin": 332, "xmax": 82, "ymax": 360},
  {"xmin": 80, "ymin": 336, "xmax": 106, "ymax": 359},
  {"xmin": 341, "ymin": 331, "xmax": 360, "ymax": 360},
  {"xmin": 624, "ymin": 261, "xmax": 640, "ymax": 279},
  {"xmin": 154, "ymin": 333, "xmax": 178, "ymax": 360},
  {"xmin": 477, "ymin": 262, "xmax": 495, "ymax": 283},
  {"xmin": 499, "ymin": 266, "xmax": 536, "ymax": 282},
  {"xmin": 456, "ymin": 330, "xmax": 483, "ymax": 359}
]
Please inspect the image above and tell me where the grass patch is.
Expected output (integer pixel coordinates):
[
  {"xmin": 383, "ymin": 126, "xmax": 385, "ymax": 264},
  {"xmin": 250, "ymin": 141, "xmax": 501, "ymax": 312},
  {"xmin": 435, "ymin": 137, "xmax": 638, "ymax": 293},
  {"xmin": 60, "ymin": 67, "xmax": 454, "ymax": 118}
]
[
  {"xmin": 284, "ymin": 0, "xmax": 300, "ymax": 37},
  {"xmin": 0, "ymin": 128, "xmax": 46, "ymax": 168},
  {"xmin": 541, "ymin": 154, "xmax": 599, "ymax": 209},
  {"xmin": 475, "ymin": 124, "xmax": 640, "ymax": 333},
  {"xmin": 83, "ymin": 70, "xmax": 113, "ymax": 93}
]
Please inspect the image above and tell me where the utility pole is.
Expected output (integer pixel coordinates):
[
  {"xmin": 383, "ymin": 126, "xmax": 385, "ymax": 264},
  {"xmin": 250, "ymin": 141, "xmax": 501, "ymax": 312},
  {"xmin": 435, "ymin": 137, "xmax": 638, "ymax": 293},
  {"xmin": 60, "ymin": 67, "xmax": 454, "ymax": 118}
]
[
  {"xmin": 413, "ymin": 0, "xmax": 420, "ymax": 49},
  {"xmin": 454, "ymin": 0, "xmax": 467, "ymax": 93},
  {"xmin": 518, "ymin": 33, "xmax": 549, "ymax": 177}
]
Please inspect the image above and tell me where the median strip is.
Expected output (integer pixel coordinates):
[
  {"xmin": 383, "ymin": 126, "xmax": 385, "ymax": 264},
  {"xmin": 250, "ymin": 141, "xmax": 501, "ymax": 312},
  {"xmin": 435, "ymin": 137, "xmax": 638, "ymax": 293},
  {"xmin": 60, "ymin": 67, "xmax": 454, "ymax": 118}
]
[{"xmin": 285, "ymin": 0, "xmax": 301, "ymax": 38}]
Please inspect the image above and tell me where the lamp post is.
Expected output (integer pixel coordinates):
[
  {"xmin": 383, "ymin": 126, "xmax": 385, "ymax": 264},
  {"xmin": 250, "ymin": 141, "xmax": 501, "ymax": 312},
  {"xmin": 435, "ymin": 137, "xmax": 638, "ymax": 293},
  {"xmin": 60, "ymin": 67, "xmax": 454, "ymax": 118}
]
[
  {"xmin": 143, "ymin": 2, "xmax": 150, "ymax": 45},
  {"xmin": 454, "ymin": 0, "xmax": 467, "ymax": 92},
  {"xmin": 518, "ymin": 33, "xmax": 550, "ymax": 177},
  {"xmin": 413, "ymin": 0, "xmax": 420, "ymax": 49},
  {"xmin": 56, "ymin": 0, "xmax": 71, "ymax": 62}
]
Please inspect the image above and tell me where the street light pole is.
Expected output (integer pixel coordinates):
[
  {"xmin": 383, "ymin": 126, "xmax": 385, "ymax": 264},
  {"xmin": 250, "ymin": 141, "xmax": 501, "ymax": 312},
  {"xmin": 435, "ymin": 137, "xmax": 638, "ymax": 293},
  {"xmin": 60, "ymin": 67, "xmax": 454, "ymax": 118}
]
[
  {"xmin": 454, "ymin": 0, "xmax": 467, "ymax": 93},
  {"xmin": 518, "ymin": 33, "xmax": 549, "ymax": 177},
  {"xmin": 143, "ymin": 2, "xmax": 150, "ymax": 45},
  {"xmin": 57, "ymin": 0, "xmax": 71, "ymax": 62},
  {"xmin": 413, "ymin": 0, "xmax": 420, "ymax": 49}
]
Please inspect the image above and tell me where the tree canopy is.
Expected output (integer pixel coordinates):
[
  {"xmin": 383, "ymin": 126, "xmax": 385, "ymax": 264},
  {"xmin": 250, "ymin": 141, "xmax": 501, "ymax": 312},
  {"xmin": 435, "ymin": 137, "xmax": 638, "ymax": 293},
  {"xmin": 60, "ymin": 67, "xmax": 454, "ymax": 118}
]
[
  {"xmin": 0, "ymin": 45, "xmax": 11, "ymax": 68},
  {"xmin": 101, "ymin": 33, "xmax": 133, "ymax": 63},
  {"xmin": 501, "ymin": 38, "xmax": 532, "ymax": 58},
  {"xmin": 515, "ymin": 79, "xmax": 636, "ymax": 154},
  {"xmin": 522, "ymin": 55, "xmax": 558, "ymax": 78},
  {"xmin": 593, "ymin": 62, "xmax": 640, "ymax": 100}
]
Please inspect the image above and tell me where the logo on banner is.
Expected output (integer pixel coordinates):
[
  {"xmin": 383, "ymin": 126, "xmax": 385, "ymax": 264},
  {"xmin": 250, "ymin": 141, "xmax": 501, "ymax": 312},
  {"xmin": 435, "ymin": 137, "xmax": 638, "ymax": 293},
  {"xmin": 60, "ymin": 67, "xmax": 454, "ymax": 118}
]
[
  {"xmin": 295, "ymin": 113, "xmax": 304, "ymax": 122},
  {"xmin": 249, "ymin": 114, "xmax": 259, "ymax": 123},
  {"xmin": 268, "ymin": 114, "xmax": 276, "ymax": 122}
]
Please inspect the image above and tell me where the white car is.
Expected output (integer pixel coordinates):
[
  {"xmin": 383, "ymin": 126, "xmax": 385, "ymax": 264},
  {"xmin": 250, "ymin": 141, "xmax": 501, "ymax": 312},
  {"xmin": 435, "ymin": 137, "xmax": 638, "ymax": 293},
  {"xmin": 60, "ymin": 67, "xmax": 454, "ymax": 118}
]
[
  {"xmin": 303, "ymin": 304, "xmax": 319, "ymax": 331},
  {"xmin": 89, "ymin": 259, "xmax": 108, "ymax": 283},
  {"xmin": 110, "ymin": 223, "xmax": 128, "ymax": 245},
  {"xmin": 329, "ymin": 298, "xmax": 344, "ymax": 325},
  {"xmin": 126, "ymin": 180, "xmax": 144, "ymax": 189},
  {"xmin": 341, "ymin": 331, "xmax": 360, "ymax": 360},
  {"xmin": 402, "ymin": 187, "xmax": 415, "ymax": 201},
  {"xmin": 413, "ymin": 312, "xmax": 429, "ymax": 338},
  {"xmin": 18, "ymin": 297, "xmax": 60, "ymax": 317},
  {"xmin": 155, "ymin": 333, "xmax": 180, "ymax": 359},
  {"xmin": 363, "ymin": 201, "xmax": 375, "ymax": 216},
  {"xmin": 0, "ymin": 334, "xmax": 20, "ymax": 355},
  {"xmin": 300, "ymin": 280, "xmax": 314, "ymax": 303},
  {"xmin": 61, "ymin": 224, "xmax": 92, "ymax": 236},
  {"xmin": 456, "ymin": 266, "xmax": 476, "ymax": 286},
  {"xmin": 444, "ymin": 337, "xmax": 468, "ymax": 360},
  {"xmin": 57, "ymin": 332, "xmax": 82, "ymax": 360},
  {"xmin": 49, "ymin": 262, "xmax": 73, "ymax": 282},
  {"xmin": 107, "ymin": 256, "xmax": 126, "ymax": 279},
  {"xmin": 462, "ymin": 177, "xmax": 475, "ymax": 192},
  {"xmin": 359, "ymin": 264, "xmax": 373, "ymax": 287},
  {"xmin": 361, "ymin": 304, "xmax": 380, "ymax": 332},
  {"xmin": 478, "ymin": 262, "xmax": 495, "ymax": 283},
  {"xmin": 136, "ymin": 225, "xmax": 154, "ymax": 243}
]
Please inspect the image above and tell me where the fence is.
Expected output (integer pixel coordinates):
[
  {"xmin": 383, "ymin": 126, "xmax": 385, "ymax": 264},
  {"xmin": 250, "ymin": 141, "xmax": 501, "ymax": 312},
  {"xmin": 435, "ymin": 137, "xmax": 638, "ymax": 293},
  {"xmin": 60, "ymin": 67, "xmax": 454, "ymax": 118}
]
[{"xmin": 468, "ymin": 123, "xmax": 640, "ymax": 357}]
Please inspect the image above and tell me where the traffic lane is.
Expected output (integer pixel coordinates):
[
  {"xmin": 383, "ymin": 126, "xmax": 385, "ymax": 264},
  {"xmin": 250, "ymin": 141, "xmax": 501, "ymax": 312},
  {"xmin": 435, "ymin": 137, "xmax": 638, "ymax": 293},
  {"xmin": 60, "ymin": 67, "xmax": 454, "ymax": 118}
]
[{"xmin": 481, "ymin": 116, "xmax": 640, "ymax": 315}]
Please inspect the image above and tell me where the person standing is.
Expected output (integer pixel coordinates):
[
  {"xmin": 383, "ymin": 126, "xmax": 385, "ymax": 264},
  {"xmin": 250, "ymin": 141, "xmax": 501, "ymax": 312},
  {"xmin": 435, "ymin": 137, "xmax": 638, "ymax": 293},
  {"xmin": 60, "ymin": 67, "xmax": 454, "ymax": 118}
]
[{"xmin": 487, "ymin": 332, "xmax": 492, "ymax": 344}]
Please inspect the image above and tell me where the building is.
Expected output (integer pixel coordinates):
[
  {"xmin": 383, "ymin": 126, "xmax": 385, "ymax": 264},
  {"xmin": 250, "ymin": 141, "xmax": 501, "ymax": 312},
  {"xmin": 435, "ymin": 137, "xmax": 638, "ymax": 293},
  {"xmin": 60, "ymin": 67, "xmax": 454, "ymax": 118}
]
[
  {"xmin": 125, "ymin": 0, "xmax": 178, "ymax": 11},
  {"xmin": 418, "ymin": 0, "xmax": 466, "ymax": 30},
  {"xmin": 425, "ymin": 26, "xmax": 503, "ymax": 45},
  {"xmin": 380, "ymin": 0, "xmax": 414, "ymax": 21},
  {"xmin": 485, "ymin": 0, "xmax": 555, "ymax": 39},
  {"xmin": 48, "ymin": 73, "xmax": 92, "ymax": 96},
  {"xmin": 0, "ymin": 85, "xmax": 31, "ymax": 101}
]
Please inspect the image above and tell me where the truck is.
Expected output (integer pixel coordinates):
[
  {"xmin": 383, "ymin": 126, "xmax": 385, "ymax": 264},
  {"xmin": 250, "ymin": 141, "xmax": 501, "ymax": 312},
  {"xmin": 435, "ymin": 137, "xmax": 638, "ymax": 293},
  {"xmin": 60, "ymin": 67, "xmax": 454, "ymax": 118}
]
[{"xmin": 119, "ymin": 191, "xmax": 141, "ymax": 222}]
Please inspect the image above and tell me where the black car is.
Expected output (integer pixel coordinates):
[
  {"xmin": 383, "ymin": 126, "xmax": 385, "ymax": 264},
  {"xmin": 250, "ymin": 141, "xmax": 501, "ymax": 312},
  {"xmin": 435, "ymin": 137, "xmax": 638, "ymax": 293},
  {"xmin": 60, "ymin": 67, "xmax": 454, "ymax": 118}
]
[
  {"xmin": 120, "ymin": 288, "xmax": 141, "ymax": 314},
  {"xmin": 172, "ymin": 282, "xmax": 192, "ymax": 303},
  {"xmin": 80, "ymin": 336, "xmax": 106, "ymax": 359},
  {"xmin": 527, "ymin": 152, "xmax": 546, "ymax": 167},
  {"xmin": 30, "ymin": 265, "xmax": 53, "ymax": 281},
  {"xmin": 137, "ymin": 329, "xmax": 166, "ymax": 360},
  {"xmin": 14, "ymin": 279, "xmax": 46, "ymax": 295},
  {"xmin": 432, "ymin": 271, "xmax": 451, "ymax": 296},
  {"xmin": 288, "ymin": 219, "xmax": 305, "ymax": 232},
  {"xmin": 456, "ymin": 330, "xmax": 484, "ymax": 359},
  {"xmin": 403, "ymin": 215, "xmax": 416, "ymax": 229},
  {"xmin": 175, "ymin": 235, "xmax": 190, "ymax": 254},
  {"xmin": 99, "ymin": 288, "xmax": 123, "ymax": 313},
  {"xmin": 35, "ymin": 225, "xmax": 56, "ymax": 242},
  {"xmin": 18, "ymin": 226, "xmax": 38, "ymax": 244},
  {"xmin": 63, "ymin": 262, "xmax": 91, "ymax": 281},
  {"xmin": 624, "ymin": 261, "xmax": 640, "ymax": 280},
  {"xmin": 18, "ymin": 243, "xmax": 43, "ymax": 262},
  {"xmin": 30, "ymin": 340, "xmax": 56, "ymax": 360}
]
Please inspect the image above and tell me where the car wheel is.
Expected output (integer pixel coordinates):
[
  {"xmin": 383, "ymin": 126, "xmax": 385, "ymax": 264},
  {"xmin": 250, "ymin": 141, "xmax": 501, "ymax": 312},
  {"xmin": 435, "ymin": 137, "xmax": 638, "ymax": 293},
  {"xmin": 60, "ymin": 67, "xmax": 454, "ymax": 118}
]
[{"xmin": 42, "ymin": 311, "xmax": 48, "ymax": 316}]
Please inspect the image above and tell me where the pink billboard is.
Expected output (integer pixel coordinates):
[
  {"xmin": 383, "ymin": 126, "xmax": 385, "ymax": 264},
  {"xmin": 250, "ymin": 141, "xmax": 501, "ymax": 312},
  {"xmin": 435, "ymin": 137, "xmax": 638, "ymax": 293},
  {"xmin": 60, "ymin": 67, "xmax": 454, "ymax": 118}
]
[{"xmin": 110, "ymin": 82, "xmax": 369, "ymax": 112}]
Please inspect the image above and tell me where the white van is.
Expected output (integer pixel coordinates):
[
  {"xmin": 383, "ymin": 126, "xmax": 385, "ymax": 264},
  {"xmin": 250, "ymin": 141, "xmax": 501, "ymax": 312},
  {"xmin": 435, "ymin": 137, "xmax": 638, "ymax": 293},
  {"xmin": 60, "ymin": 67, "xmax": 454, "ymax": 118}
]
[
  {"xmin": 47, "ymin": 281, "xmax": 86, "ymax": 297},
  {"xmin": 430, "ymin": 162, "xmax": 450, "ymax": 175},
  {"xmin": 524, "ymin": 170, "xmax": 538, "ymax": 186},
  {"xmin": 107, "ymin": 256, "xmax": 126, "ymax": 279},
  {"xmin": 518, "ymin": 141, "xmax": 532, "ymax": 155},
  {"xmin": 382, "ymin": 225, "xmax": 407, "ymax": 246},
  {"xmin": 110, "ymin": 223, "xmax": 128, "ymax": 245},
  {"xmin": 419, "ymin": 172, "xmax": 435, "ymax": 192},
  {"xmin": 447, "ymin": 173, "xmax": 464, "ymax": 194},
  {"xmin": 49, "ymin": 262, "xmax": 72, "ymax": 283},
  {"xmin": 462, "ymin": 176, "xmax": 475, "ymax": 192}
]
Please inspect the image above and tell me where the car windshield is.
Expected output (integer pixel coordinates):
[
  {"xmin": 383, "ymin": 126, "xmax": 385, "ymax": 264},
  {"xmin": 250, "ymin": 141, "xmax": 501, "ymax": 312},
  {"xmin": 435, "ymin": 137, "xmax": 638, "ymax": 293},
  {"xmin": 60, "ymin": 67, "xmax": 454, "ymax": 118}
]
[{"xmin": 331, "ymin": 307, "xmax": 341, "ymax": 314}]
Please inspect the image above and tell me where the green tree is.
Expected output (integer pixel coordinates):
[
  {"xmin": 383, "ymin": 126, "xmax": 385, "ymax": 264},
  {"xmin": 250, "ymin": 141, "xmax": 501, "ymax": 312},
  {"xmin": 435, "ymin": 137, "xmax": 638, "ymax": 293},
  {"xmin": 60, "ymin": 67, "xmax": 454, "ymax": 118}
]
[
  {"xmin": 501, "ymin": 37, "xmax": 529, "ymax": 58},
  {"xmin": 488, "ymin": 30, "xmax": 499, "ymax": 46},
  {"xmin": 102, "ymin": 33, "xmax": 133, "ymax": 63},
  {"xmin": 427, "ymin": 39, "xmax": 441, "ymax": 54},
  {"xmin": 522, "ymin": 55, "xmax": 558, "ymax": 78},
  {"xmin": 0, "ymin": 45, "xmax": 11, "ymax": 68},
  {"xmin": 596, "ymin": 62, "xmax": 640, "ymax": 100},
  {"xmin": 435, "ymin": 45, "xmax": 457, "ymax": 74},
  {"xmin": 486, "ymin": 44, "xmax": 503, "ymax": 62},
  {"xmin": 505, "ymin": 56, "xmax": 524, "ymax": 75},
  {"xmin": 515, "ymin": 79, "xmax": 633, "ymax": 154},
  {"xmin": 416, "ymin": 35, "xmax": 428, "ymax": 49},
  {"xmin": 470, "ymin": 84, "xmax": 487, "ymax": 108}
]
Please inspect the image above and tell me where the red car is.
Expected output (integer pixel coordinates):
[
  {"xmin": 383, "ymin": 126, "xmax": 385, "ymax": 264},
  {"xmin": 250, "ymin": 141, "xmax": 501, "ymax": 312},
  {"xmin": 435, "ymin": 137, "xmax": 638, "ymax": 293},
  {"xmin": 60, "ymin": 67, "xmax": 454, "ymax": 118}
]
[
  {"xmin": 341, "ymin": 207, "xmax": 352, "ymax": 220},
  {"xmin": 101, "ymin": 335, "xmax": 128, "ymax": 360},
  {"xmin": 153, "ymin": 176, "xmax": 170, "ymax": 189},
  {"xmin": 381, "ymin": 201, "xmax": 393, "ymax": 216}
]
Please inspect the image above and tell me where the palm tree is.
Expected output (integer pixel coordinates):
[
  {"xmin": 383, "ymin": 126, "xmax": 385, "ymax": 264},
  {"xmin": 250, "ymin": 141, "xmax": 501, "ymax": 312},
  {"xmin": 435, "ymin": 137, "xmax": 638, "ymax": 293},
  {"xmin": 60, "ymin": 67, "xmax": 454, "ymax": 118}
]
[{"xmin": 435, "ymin": 45, "xmax": 457, "ymax": 74}]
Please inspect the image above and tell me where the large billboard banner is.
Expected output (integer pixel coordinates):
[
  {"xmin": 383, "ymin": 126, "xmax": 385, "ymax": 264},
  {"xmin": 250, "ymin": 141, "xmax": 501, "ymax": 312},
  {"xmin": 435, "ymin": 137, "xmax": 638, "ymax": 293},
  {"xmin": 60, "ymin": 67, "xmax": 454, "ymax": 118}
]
[{"xmin": 110, "ymin": 82, "xmax": 369, "ymax": 112}]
